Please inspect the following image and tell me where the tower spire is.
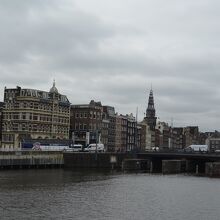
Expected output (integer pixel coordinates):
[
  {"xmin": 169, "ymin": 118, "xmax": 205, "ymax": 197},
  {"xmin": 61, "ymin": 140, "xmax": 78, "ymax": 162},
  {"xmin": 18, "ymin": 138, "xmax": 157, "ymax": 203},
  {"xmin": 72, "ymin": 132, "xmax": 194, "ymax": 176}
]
[{"xmin": 145, "ymin": 88, "xmax": 157, "ymax": 130}]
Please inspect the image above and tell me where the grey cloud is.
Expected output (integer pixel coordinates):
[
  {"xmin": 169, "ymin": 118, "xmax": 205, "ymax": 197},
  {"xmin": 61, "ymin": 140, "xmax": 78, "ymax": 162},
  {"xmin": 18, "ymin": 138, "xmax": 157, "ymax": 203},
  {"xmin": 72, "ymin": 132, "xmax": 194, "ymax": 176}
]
[{"xmin": 0, "ymin": 0, "xmax": 220, "ymax": 131}]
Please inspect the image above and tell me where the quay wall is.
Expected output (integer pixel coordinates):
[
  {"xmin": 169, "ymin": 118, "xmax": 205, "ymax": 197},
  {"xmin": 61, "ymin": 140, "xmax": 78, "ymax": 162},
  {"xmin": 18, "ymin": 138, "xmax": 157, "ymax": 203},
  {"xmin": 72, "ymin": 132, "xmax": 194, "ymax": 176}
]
[
  {"xmin": 162, "ymin": 160, "xmax": 186, "ymax": 174},
  {"xmin": 205, "ymin": 162, "xmax": 220, "ymax": 177},
  {"xmin": 2, "ymin": 151, "xmax": 220, "ymax": 177},
  {"xmin": 63, "ymin": 152, "xmax": 135, "ymax": 169},
  {"xmin": 0, "ymin": 151, "xmax": 63, "ymax": 168}
]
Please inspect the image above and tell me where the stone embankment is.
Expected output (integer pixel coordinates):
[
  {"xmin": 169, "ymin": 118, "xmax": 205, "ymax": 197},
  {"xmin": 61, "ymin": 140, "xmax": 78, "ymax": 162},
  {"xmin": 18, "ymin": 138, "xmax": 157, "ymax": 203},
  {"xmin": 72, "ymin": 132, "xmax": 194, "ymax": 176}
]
[{"xmin": 0, "ymin": 151, "xmax": 63, "ymax": 168}]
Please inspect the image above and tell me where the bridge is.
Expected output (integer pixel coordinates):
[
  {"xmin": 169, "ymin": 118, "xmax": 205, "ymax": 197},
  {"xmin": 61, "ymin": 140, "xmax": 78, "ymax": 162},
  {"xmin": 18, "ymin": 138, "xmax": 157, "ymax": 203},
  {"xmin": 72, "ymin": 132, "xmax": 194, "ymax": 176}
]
[
  {"xmin": 137, "ymin": 152, "xmax": 220, "ymax": 174},
  {"xmin": 137, "ymin": 152, "xmax": 220, "ymax": 160}
]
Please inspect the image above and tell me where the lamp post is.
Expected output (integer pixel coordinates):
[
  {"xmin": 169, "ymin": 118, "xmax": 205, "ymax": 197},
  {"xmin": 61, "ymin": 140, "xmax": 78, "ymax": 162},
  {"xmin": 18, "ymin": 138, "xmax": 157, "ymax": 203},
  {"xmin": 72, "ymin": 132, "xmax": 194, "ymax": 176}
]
[{"xmin": 95, "ymin": 130, "xmax": 100, "ymax": 161}]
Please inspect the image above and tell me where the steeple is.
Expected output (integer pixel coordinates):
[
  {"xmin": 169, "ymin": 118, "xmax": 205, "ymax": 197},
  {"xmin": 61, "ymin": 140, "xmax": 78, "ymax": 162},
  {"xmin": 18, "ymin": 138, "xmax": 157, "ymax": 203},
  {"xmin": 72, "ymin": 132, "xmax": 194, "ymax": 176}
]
[
  {"xmin": 145, "ymin": 88, "xmax": 157, "ymax": 130},
  {"xmin": 146, "ymin": 88, "xmax": 155, "ymax": 116}
]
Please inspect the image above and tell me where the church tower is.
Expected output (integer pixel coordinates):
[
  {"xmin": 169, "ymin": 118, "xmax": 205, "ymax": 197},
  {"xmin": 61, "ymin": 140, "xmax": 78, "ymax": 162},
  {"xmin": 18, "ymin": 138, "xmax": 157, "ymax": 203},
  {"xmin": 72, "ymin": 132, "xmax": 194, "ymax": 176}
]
[{"xmin": 145, "ymin": 88, "xmax": 157, "ymax": 130}]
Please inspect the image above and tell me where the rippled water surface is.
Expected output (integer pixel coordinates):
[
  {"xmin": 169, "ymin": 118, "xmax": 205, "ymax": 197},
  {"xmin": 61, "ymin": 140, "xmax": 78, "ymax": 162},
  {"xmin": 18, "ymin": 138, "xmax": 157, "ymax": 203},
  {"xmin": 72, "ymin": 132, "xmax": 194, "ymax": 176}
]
[{"xmin": 0, "ymin": 169, "xmax": 220, "ymax": 220}]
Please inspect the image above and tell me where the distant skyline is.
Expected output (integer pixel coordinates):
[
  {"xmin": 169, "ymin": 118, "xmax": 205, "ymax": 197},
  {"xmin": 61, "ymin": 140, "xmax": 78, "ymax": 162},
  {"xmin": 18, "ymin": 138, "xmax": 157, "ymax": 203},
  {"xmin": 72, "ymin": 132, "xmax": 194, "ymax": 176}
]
[{"xmin": 1, "ymin": 0, "xmax": 220, "ymax": 131}]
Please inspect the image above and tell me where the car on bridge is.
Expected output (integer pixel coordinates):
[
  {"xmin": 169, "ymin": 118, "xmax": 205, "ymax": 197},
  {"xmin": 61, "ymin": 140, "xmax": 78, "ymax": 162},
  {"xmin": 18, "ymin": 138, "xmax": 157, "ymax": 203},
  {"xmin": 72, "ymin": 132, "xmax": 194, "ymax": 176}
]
[
  {"xmin": 185, "ymin": 145, "xmax": 208, "ymax": 153},
  {"xmin": 84, "ymin": 144, "xmax": 105, "ymax": 152}
]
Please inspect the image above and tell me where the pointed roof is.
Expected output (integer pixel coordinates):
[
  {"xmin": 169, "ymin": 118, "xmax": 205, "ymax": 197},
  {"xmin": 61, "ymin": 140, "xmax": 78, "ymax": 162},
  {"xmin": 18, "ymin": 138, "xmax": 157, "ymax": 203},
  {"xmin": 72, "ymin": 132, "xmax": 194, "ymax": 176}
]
[
  {"xmin": 147, "ymin": 88, "xmax": 155, "ymax": 111},
  {"xmin": 49, "ymin": 79, "xmax": 58, "ymax": 94},
  {"xmin": 145, "ymin": 88, "xmax": 157, "ymax": 130}
]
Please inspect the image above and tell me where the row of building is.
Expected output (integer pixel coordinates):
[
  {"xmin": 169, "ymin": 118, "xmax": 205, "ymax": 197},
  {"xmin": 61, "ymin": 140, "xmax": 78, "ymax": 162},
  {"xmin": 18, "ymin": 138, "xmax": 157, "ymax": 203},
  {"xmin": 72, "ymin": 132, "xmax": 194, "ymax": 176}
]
[{"xmin": 0, "ymin": 82, "xmax": 220, "ymax": 151}]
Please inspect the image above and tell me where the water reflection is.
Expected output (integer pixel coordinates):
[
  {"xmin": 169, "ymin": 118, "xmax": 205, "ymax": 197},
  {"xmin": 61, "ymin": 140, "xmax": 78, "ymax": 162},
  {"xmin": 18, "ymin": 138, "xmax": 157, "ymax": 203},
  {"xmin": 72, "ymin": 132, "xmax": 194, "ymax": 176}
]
[{"xmin": 0, "ymin": 169, "xmax": 113, "ymax": 189}]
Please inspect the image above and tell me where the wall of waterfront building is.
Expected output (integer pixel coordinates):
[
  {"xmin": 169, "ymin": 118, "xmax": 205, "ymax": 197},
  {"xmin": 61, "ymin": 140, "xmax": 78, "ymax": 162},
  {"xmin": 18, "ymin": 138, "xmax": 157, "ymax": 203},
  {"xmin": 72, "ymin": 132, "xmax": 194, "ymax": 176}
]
[
  {"xmin": 70, "ymin": 100, "xmax": 141, "ymax": 152},
  {"xmin": 103, "ymin": 106, "xmax": 116, "ymax": 152},
  {"xmin": 70, "ymin": 100, "xmax": 103, "ymax": 146},
  {"xmin": 0, "ymin": 102, "xmax": 3, "ymax": 147},
  {"xmin": 115, "ymin": 113, "xmax": 140, "ymax": 152},
  {"xmin": 206, "ymin": 131, "xmax": 220, "ymax": 152},
  {"xmin": 139, "ymin": 120, "xmax": 155, "ymax": 150},
  {"xmin": 0, "ymin": 93, "xmax": 142, "ymax": 152},
  {"xmin": 115, "ymin": 114, "xmax": 122, "ymax": 152},
  {"xmin": 71, "ymin": 101, "xmax": 114, "ymax": 152},
  {"xmin": 1, "ymin": 84, "xmax": 70, "ymax": 150}
]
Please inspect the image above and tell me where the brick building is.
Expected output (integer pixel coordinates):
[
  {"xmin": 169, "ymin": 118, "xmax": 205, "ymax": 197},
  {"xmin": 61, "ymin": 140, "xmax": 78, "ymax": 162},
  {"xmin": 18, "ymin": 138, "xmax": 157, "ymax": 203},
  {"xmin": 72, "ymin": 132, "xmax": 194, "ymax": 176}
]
[
  {"xmin": 206, "ymin": 131, "xmax": 220, "ymax": 152},
  {"xmin": 103, "ymin": 106, "xmax": 116, "ymax": 152},
  {"xmin": 184, "ymin": 126, "xmax": 199, "ymax": 147},
  {"xmin": 70, "ymin": 100, "xmax": 103, "ymax": 146},
  {"xmin": 171, "ymin": 127, "xmax": 185, "ymax": 149},
  {"xmin": 115, "ymin": 114, "xmax": 122, "ymax": 152},
  {"xmin": 115, "ymin": 113, "xmax": 140, "ymax": 152}
]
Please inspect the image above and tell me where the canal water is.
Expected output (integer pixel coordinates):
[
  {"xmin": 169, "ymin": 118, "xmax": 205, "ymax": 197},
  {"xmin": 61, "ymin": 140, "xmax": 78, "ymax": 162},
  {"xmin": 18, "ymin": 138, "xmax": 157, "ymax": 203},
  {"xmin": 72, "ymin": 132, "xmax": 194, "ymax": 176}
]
[{"xmin": 0, "ymin": 169, "xmax": 220, "ymax": 220}]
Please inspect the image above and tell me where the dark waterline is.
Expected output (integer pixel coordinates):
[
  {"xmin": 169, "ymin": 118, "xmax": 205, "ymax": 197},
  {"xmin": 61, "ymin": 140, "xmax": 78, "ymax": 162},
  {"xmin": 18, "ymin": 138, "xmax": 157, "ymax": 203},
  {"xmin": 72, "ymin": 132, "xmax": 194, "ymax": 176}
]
[{"xmin": 0, "ymin": 169, "xmax": 220, "ymax": 220}]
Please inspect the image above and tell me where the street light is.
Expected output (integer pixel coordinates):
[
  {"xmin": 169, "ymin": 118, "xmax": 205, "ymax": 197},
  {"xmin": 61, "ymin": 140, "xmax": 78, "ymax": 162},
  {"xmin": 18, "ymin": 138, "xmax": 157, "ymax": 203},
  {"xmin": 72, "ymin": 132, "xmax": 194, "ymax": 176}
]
[{"xmin": 95, "ymin": 130, "xmax": 100, "ymax": 160}]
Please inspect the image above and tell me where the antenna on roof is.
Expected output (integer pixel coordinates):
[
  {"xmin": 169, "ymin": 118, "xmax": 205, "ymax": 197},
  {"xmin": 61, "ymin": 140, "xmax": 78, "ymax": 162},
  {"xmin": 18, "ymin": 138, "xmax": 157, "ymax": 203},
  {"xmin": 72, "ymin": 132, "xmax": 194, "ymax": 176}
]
[
  {"xmin": 171, "ymin": 117, "xmax": 174, "ymax": 128},
  {"xmin": 136, "ymin": 107, "xmax": 138, "ymax": 122}
]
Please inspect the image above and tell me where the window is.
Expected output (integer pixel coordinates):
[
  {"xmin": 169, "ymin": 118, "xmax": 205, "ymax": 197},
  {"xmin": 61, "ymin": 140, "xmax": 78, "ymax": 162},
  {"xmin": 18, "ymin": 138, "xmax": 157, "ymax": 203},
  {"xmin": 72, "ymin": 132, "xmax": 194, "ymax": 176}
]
[
  {"xmin": 33, "ymin": 115, "xmax": 38, "ymax": 121},
  {"xmin": 13, "ymin": 124, "xmax": 18, "ymax": 131},
  {"xmin": 75, "ymin": 123, "xmax": 79, "ymax": 130},
  {"xmin": 13, "ymin": 114, "xmax": 18, "ymax": 120},
  {"xmin": 22, "ymin": 124, "xmax": 26, "ymax": 131},
  {"xmin": 34, "ymin": 103, "xmax": 38, "ymax": 109}
]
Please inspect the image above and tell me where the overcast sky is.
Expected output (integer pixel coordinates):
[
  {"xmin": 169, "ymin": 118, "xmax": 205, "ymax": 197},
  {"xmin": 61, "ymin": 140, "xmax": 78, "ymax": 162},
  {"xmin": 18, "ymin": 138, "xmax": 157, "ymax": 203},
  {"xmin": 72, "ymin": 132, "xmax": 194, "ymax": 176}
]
[{"xmin": 0, "ymin": 0, "xmax": 220, "ymax": 131}]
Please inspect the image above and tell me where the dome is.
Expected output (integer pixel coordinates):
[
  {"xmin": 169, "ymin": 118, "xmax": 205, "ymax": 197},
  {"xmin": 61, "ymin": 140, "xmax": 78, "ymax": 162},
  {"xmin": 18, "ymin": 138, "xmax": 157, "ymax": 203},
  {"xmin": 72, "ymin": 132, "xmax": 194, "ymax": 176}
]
[{"xmin": 50, "ymin": 80, "xmax": 58, "ymax": 93}]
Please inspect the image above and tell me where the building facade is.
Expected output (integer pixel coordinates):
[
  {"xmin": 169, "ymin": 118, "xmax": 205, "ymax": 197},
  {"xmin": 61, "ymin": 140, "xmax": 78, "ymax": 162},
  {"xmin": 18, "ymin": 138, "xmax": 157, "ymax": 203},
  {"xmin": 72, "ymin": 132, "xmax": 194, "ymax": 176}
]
[
  {"xmin": 115, "ymin": 113, "xmax": 140, "ymax": 152},
  {"xmin": 115, "ymin": 114, "xmax": 122, "ymax": 152},
  {"xmin": 70, "ymin": 100, "xmax": 103, "ymax": 146},
  {"xmin": 1, "ymin": 83, "xmax": 70, "ymax": 150},
  {"xmin": 139, "ymin": 122, "xmax": 154, "ymax": 150},
  {"xmin": 103, "ymin": 106, "xmax": 116, "ymax": 152},
  {"xmin": 206, "ymin": 131, "xmax": 220, "ymax": 152},
  {"xmin": 184, "ymin": 126, "xmax": 199, "ymax": 147},
  {"xmin": 0, "ymin": 102, "xmax": 4, "ymax": 146},
  {"xmin": 171, "ymin": 127, "xmax": 185, "ymax": 149},
  {"xmin": 155, "ymin": 121, "xmax": 170, "ymax": 150},
  {"xmin": 126, "ymin": 114, "xmax": 136, "ymax": 152}
]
